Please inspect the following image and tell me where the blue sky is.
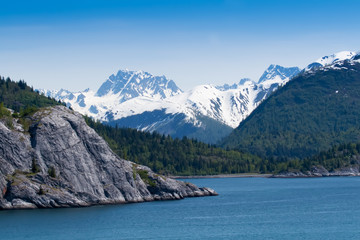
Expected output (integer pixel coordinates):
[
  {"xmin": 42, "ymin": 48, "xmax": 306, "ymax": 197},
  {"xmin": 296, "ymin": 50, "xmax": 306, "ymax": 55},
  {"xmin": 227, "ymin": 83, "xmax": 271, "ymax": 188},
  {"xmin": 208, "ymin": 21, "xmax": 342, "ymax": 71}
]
[{"xmin": 0, "ymin": 0, "xmax": 359, "ymax": 91}]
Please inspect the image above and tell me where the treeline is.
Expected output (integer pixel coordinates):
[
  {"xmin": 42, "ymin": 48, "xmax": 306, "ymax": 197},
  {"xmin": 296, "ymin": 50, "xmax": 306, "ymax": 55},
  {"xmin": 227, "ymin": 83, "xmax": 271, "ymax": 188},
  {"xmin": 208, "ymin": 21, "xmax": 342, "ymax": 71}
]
[
  {"xmin": 300, "ymin": 143, "xmax": 360, "ymax": 172},
  {"xmin": 85, "ymin": 116, "xmax": 294, "ymax": 175},
  {"xmin": 0, "ymin": 76, "xmax": 63, "ymax": 112},
  {"xmin": 267, "ymin": 142, "xmax": 360, "ymax": 173}
]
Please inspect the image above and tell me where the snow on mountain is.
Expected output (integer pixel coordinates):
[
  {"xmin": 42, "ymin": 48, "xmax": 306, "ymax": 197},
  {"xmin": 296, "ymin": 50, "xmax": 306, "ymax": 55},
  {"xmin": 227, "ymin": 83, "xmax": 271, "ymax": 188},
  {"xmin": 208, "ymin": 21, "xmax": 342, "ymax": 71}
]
[
  {"xmin": 305, "ymin": 51, "xmax": 356, "ymax": 71},
  {"xmin": 39, "ymin": 50, "xmax": 358, "ymax": 143},
  {"xmin": 258, "ymin": 65, "xmax": 301, "ymax": 85},
  {"xmin": 39, "ymin": 70, "xmax": 182, "ymax": 119},
  {"xmin": 39, "ymin": 63, "xmax": 299, "ymax": 134},
  {"xmin": 301, "ymin": 51, "xmax": 360, "ymax": 78},
  {"xmin": 149, "ymin": 64, "xmax": 301, "ymax": 129},
  {"xmin": 51, "ymin": 51, "xmax": 360, "ymax": 142},
  {"xmin": 169, "ymin": 81, "xmax": 258, "ymax": 128},
  {"xmin": 95, "ymin": 69, "xmax": 182, "ymax": 102}
]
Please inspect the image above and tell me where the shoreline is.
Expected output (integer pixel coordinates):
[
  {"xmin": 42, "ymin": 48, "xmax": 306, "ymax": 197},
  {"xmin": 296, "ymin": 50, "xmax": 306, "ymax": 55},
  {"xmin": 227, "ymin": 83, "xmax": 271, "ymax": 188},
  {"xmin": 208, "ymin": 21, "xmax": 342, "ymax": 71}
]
[
  {"xmin": 169, "ymin": 172, "xmax": 360, "ymax": 179},
  {"xmin": 169, "ymin": 173, "xmax": 273, "ymax": 179}
]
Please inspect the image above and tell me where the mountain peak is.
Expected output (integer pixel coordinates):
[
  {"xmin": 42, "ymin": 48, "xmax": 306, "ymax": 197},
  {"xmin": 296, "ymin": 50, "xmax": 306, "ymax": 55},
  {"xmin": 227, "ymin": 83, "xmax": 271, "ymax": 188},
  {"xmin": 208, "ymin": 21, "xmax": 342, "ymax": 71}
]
[
  {"xmin": 268, "ymin": 64, "xmax": 280, "ymax": 70},
  {"xmin": 317, "ymin": 51, "xmax": 355, "ymax": 64},
  {"xmin": 258, "ymin": 65, "xmax": 301, "ymax": 84},
  {"xmin": 95, "ymin": 69, "xmax": 183, "ymax": 102},
  {"xmin": 306, "ymin": 51, "xmax": 356, "ymax": 71}
]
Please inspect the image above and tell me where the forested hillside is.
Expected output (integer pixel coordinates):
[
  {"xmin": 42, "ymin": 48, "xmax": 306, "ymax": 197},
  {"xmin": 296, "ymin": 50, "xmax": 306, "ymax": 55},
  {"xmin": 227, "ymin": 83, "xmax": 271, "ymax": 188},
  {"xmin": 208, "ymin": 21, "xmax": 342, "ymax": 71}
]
[
  {"xmin": 0, "ymin": 76, "xmax": 62, "ymax": 111},
  {"xmin": 275, "ymin": 142, "xmax": 360, "ymax": 173},
  {"xmin": 221, "ymin": 60, "xmax": 360, "ymax": 160},
  {"xmin": 302, "ymin": 142, "xmax": 360, "ymax": 171},
  {"xmin": 84, "ymin": 117, "xmax": 280, "ymax": 175}
]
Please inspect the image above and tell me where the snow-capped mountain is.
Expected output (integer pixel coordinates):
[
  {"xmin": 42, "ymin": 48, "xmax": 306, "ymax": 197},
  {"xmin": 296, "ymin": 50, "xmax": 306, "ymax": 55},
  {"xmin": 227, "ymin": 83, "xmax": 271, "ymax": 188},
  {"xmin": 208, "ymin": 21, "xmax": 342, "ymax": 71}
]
[
  {"xmin": 38, "ymin": 70, "xmax": 183, "ymax": 121},
  {"xmin": 95, "ymin": 69, "xmax": 182, "ymax": 101},
  {"xmin": 38, "ymin": 64, "xmax": 300, "ymax": 143},
  {"xmin": 303, "ymin": 52, "xmax": 360, "ymax": 79},
  {"xmin": 167, "ymin": 64, "xmax": 299, "ymax": 129},
  {"xmin": 40, "ymin": 51, "xmax": 353, "ymax": 143},
  {"xmin": 305, "ymin": 51, "xmax": 356, "ymax": 71},
  {"xmin": 258, "ymin": 65, "xmax": 301, "ymax": 84}
]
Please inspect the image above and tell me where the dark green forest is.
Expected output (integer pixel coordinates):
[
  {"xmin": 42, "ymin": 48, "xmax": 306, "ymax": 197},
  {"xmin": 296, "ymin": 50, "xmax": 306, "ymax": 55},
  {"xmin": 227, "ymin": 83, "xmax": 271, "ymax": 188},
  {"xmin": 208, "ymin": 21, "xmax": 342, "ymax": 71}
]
[
  {"xmin": 84, "ymin": 116, "xmax": 282, "ymax": 175},
  {"xmin": 300, "ymin": 142, "xmax": 360, "ymax": 172},
  {"xmin": 221, "ymin": 61, "xmax": 360, "ymax": 160},
  {"xmin": 85, "ymin": 116, "xmax": 360, "ymax": 175},
  {"xmin": 277, "ymin": 142, "xmax": 360, "ymax": 173}
]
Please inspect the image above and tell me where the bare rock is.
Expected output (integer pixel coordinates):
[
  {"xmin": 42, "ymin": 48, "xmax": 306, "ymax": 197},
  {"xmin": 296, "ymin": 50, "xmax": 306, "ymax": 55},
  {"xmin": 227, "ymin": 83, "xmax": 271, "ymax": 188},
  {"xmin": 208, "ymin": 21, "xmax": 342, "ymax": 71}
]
[{"xmin": 0, "ymin": 106, "xmax": 217, "ymax": 209}]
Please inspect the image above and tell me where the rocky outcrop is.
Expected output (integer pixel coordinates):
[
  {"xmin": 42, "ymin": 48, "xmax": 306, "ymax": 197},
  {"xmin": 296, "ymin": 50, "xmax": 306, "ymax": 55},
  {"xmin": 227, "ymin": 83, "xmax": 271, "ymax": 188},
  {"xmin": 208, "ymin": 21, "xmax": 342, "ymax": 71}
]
[
  {"xmin": 0, "ymin": 106, "xmax": 217, "ymax": 210},
  {"xmin": 272, "ymin": 165, "xmax": 360, "ymax": 178}
]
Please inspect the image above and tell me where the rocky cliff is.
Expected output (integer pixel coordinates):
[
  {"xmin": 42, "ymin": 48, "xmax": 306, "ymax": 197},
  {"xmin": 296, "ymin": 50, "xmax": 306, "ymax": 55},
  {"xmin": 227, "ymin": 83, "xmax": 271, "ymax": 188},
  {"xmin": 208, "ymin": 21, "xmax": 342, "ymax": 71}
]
[{"xmin": 0, "ymin": 106, "xmax": 217, "ymax": 210}]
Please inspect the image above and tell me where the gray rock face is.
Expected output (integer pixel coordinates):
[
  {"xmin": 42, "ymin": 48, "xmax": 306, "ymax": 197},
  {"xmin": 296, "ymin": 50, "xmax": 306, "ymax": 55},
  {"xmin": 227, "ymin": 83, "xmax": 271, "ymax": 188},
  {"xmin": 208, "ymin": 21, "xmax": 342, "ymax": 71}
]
[{"xmin": 0, "ymin": 106, "xmax": 217, "ymax": 210}]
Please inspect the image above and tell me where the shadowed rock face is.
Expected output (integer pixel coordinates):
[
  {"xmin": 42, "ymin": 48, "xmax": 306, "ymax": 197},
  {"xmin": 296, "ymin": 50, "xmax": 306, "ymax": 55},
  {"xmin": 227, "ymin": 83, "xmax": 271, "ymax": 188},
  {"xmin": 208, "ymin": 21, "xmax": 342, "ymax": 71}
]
[{"xmin": 0, "ymin": 106, "xmax": 217, "ymax": 210}]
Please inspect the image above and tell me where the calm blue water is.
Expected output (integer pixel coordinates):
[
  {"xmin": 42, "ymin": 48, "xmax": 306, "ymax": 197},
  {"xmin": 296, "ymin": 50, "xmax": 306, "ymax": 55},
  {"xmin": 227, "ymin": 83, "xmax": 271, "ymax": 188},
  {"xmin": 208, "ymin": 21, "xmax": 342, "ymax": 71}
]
[{"xmin": 1, "ymin": 177, "xmax": 360, "ymax": 240}]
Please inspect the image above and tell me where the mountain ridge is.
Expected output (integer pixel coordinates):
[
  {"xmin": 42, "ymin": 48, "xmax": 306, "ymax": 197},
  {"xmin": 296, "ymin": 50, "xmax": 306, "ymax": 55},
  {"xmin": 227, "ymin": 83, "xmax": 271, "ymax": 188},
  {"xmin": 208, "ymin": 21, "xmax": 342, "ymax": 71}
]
[
  {"xmin": 95, "ymin": 69, "xmax": 182, "ymax": 100},
  {"xmin": 39, "ymin": 51, "xmax": 356, "ymax": 143},
  {"xmin": 39, "ymin": 63, "xmax": 300, "ymax": 143},
  {"xmin": 221, "ymin": 52, "xmax": 360, "ymax": 159}
]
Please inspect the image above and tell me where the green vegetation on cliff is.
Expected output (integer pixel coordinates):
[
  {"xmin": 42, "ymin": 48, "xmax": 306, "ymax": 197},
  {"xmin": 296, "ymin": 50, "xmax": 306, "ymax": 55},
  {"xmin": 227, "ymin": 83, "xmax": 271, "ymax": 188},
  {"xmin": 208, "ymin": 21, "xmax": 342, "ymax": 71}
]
[{"xmin": 0, "ymin": 76, "xmax": 62, "ymax": 112}]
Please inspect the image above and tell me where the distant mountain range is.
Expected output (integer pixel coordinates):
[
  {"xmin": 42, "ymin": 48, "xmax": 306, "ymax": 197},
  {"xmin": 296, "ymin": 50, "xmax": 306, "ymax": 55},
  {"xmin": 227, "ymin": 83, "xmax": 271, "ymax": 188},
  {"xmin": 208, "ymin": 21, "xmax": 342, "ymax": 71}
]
[
  {"xmin": 221, "ymin": 51, "xmax": 360, "ymax": 159},
  {"xmin": 39, "ymin": 51, "xmax": 356, "ymax": 143}
]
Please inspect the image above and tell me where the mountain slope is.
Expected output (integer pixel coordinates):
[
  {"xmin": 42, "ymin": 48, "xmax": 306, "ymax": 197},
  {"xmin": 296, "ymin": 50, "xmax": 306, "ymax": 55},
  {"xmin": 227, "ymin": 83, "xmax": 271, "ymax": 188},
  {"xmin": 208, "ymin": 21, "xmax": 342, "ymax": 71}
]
[
  {"xmin": 221, "ymin": 54, "xmax": 360, "ymax": 159},
  {"xmin": 39, "ymin": 65, "xmax": 300, "ymax": 143},
  {"xmin": 39, "ymin": 51, "xmax": 355, "ymax": 144},
  {"xmin": 305, "ymin": 51, "xmax": 356, "ymax": 71}
]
